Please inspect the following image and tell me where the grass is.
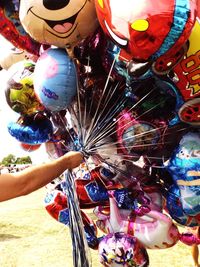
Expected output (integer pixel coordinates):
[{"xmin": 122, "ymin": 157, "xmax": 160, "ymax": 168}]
[{"xmin": 0, "ymin": 188, "xmax": 195, "ymax": 267}]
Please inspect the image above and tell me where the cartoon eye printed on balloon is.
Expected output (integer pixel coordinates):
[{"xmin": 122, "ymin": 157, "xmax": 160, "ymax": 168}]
[{"xmin": 95, "ymin": 0, "xmax": 197, "ymax": 76}]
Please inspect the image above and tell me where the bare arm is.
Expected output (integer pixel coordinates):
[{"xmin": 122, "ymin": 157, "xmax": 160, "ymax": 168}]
[{"xmin": 0, "ymin": 151, "xmax": 83, "ymax": 202}]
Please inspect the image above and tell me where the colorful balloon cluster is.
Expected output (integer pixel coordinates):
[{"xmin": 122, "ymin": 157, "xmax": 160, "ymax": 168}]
[{"xmin": 1, "ymin": 0, "xmax": 200, "ymax": 266}]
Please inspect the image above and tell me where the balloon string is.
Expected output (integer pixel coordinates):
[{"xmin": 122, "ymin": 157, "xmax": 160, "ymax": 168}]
[
  {"xmin": 85, "ymin": 87, "xmax": 158, "ymax": 150},
  {"xmin": 64, "ymin": 170, "xmax": 91, "ymax": 267},
  {"xmin": 83, "ymin": 56, "xmax": 117, "ymax": 145}
]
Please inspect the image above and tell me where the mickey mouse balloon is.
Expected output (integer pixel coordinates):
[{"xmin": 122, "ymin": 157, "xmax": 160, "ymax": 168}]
[{"xmin": 19, "ymin": 0, "xmax": 99, "ymax": 51}]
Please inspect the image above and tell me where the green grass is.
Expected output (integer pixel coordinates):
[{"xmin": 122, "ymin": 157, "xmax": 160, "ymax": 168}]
[{"xmin": 0, "ymin": 188, "xmax": 194, "ymax": 267}]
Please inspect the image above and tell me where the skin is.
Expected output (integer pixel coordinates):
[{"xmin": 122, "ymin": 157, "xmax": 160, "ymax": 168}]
[{"xmin": 0, "ymin": 151, "xmax": 83, "ymax": 202}]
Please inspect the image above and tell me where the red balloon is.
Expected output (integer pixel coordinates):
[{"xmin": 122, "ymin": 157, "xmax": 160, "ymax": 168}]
[
  {"xmin": 0, "ymin": 2, "xmax": 40, "ymax": 55},
  {"xmin": 95, "ymin": 0, "xmax": 197, "ymax": 73},
  {"xmin": 20, "ymin": 143, "xmax": 41, "ymax": 152}
]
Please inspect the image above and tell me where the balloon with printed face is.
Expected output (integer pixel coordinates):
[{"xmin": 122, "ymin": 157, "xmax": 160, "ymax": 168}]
[
  {"xmin": 95, "ymin": 0, "xmax": 197, "ymax": 75},
  {"xmin": 19, "ymin": 0, "xmax": 99, "ymax": 51},
  {"xmin": 0, "ymin": 1, "xmax": 40, "ymax": 55},
  {"xmin": 5, "ymin": 60, "xmax": 44, "ymax": 115},
  {"xmin": 34, "ymin": 48, "xmax": 77, "ymax": 112},
  {"xmin": 98, "ymin": 232, "xmax": 149, "ymax": 267}
]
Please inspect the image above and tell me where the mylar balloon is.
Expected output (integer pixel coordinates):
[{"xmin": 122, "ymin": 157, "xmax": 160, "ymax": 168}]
[
  {"xmin": 34, "ymin": 48, "xmax": 77, "ymax": 112},
  {"xmin": 98, "ymin": 232, "xmax": 149, "ymax": 267},
  {"xmin": 0, "ymin": 48, "xmax": 26, "ymax": 71},
  {"xmin": 20, "ymin": 142, "xmax": 41, "ymax": 152},
  {"xmin": 0, "ymin": 0, "xmax": 40, "ymax": 55},
  {"xmin": 172, "ymin": 18, "xmax": 200, "ymax": 125},
  {"xmin": 19, "ymin": 0, "xmax": 99, "ymax": 52},
  {"xmin": 95, "ymin": 0, "xmax": 197, "ymax": 73},
  {"xmin": 166, "ymin": 184, "xmax": 199, "ymax": 227},
  {"xmin": 44, "ymin": 188, "xmax": 99, "ymax": 249},
  {"xmin": 7, "ymin": 113, "xmax": 53, "ymax": 144},
  {"xmin": 5, "ymin": 60, "xmax": 44, "ymax": 115},
  {"xmin": 167, "ymin": 132, "xmax": 200, "ymax": 217}
]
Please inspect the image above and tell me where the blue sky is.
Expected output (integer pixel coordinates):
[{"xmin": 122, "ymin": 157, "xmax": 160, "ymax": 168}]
[{"xmin": 0, "ymin": 36, "xmax": 49, "ymax": 164}]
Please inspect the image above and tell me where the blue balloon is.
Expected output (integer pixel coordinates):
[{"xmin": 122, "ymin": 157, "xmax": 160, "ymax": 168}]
[
  {"xmin": 167, "ymin": 132, "xmax": 200, "ymax": 217},
  {"xmin": 166, "ymin": 184, "xmax": 198, "ymax": 227},
  {"xmin": 7, "ymin": 113, "xmax": 53, "ymax": 144},
  {"xmin": 34, "ymin": 48, "xmax": 77, "ymax": 112}
]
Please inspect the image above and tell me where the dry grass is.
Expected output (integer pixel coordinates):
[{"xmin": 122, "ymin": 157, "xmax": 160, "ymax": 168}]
[{"xmin": 0, "ymin": 188, "xmax": 194, "ymax": 267}]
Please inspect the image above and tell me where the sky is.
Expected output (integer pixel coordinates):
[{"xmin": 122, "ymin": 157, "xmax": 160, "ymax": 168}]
[{"xmin": 0, "ymin": 36, "xmax": 49, "ymax": 164}]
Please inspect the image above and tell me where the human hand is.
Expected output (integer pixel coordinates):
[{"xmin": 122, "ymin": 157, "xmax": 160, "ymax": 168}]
[{"xmin": 65, "ymin": 151, "xmax": 84, "ymax": 169}]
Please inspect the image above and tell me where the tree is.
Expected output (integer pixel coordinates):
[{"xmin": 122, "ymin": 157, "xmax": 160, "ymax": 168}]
[
  {"xmin": 15, "ymin": 156, "xmax": 32, "ymax": 165},
  {"xmin": 0, "ymin": 154, "xmax": 32, "ymax": 166},
  {"xmin": 1, "ymin": 154, "xmax": 16, "ymax": 166}
]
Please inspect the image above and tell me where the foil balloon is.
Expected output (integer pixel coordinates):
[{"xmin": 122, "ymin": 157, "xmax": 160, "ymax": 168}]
[
  {"xmin": 167, "ymin": 132, "xmax": 200, "ymax": 217},
  {"xmin": 5, "ymin": 60, "xmax": 44, "ymax": 115},
  {"xmin": 166, "ymin": 184, "xmax": 199, "ymax": 227},
  {"xmin": 198, "ymin": 0, "xmax": 200, "ymax": 17},
  {"xmin": 94, "ymin": 192, "xmax": 180, "ymax": 249},
  {"xmin": 19, "ymin": 0, "xmax": 99, "ymax": 53},
  {"xmin": 7, "ymin": 113, "xmax": 53, "ymax": 145},
  {"xmin": 116, "ymin": 109, "xmax": 165, "ymax": 158},
  {"xmin": 44, "ymin": 188, "xmax": 99, "ymax": 249},
  {"xmin": 0, "ymin": 0, "xmax": 40, "ymax": 56},
  {"xmin": 20, "ymin": 142, "xmax": 41, "ymax": 152},
  {"xmin": 0, "ymin": 48, "xmax": 27, "ymax": 71},
  {"xmin": 98, "ymin": 232, "xmax": 149, "ymax": 267},
  {"xmin": 95, "ymin": 0, "xmax": 197, "ymax": 75},
  {"xmin": 172, "ymin": 17, "xmax": 200, "ymax": 126},
  {"xmin": 34, "ymin": 48, "xmax": 77, "ymax": 112}
]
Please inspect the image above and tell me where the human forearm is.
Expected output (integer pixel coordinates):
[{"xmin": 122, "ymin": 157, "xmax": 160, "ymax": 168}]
[{"xmin": 0, "ymin": 151, "xmax": 83, "ymax": 201}]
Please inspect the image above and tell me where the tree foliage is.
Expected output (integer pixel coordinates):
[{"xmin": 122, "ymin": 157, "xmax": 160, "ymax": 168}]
[{"xmin": 0, "ymin": 154, "xmax": 32, "ymax": 166}]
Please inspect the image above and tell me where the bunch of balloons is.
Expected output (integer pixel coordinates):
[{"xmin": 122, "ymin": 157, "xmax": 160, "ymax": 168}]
[{"xmin": 1, "ymin": 0, "xmax": 200, "ymax": 266}]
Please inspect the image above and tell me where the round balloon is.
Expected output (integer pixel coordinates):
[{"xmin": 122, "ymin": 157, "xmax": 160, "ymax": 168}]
[
  {"xmin": 5, "ymin": 60, "xmax": 44, "ymax": 115},
  {"xmin": 0, "ymin": 1, "xmax": 40, "ymax": 55},
  {"xmin": 98, "ymin": 232, "xmax": 149, "ymax": 267},
  {"xmin": 34, "ymin": 48, "xmax": 77, "ymax": 112},
  {"xmin": 19, "ymin": 0, "xmax": 99, "ymax": 51},
  {"xmin": 20, "ymin": 142, "xmax": 41, "ymax": 152}
]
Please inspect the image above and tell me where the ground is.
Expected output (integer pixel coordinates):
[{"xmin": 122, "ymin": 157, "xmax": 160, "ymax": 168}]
[{"xmin": 0, "ymin": 188, "xmax": 195, "ymax": 267}]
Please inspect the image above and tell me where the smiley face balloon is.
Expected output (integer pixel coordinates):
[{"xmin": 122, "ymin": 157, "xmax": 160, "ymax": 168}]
[{"xmin": 19, "ymin": 0, "xmax": 99, "ymax": 51}]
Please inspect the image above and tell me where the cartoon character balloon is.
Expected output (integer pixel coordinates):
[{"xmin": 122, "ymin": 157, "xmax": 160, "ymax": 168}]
[
  {"xmin": 5, "ymin": 60, "xmax": 44, "ymax": 115},
  {"xmin": 98, "ymin": 232, "xmax": 149, "ymax": 267},
  {"xmin": 34, "ymin": 48, "xmax": 78, "ymax": 112},
  {"xmin": 19, "ymin": 0, "xmax": 99, "ymax": 54},
  {"xmin": 95, "ymin": 0, "xmax": 197, "ymax": 75}
]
